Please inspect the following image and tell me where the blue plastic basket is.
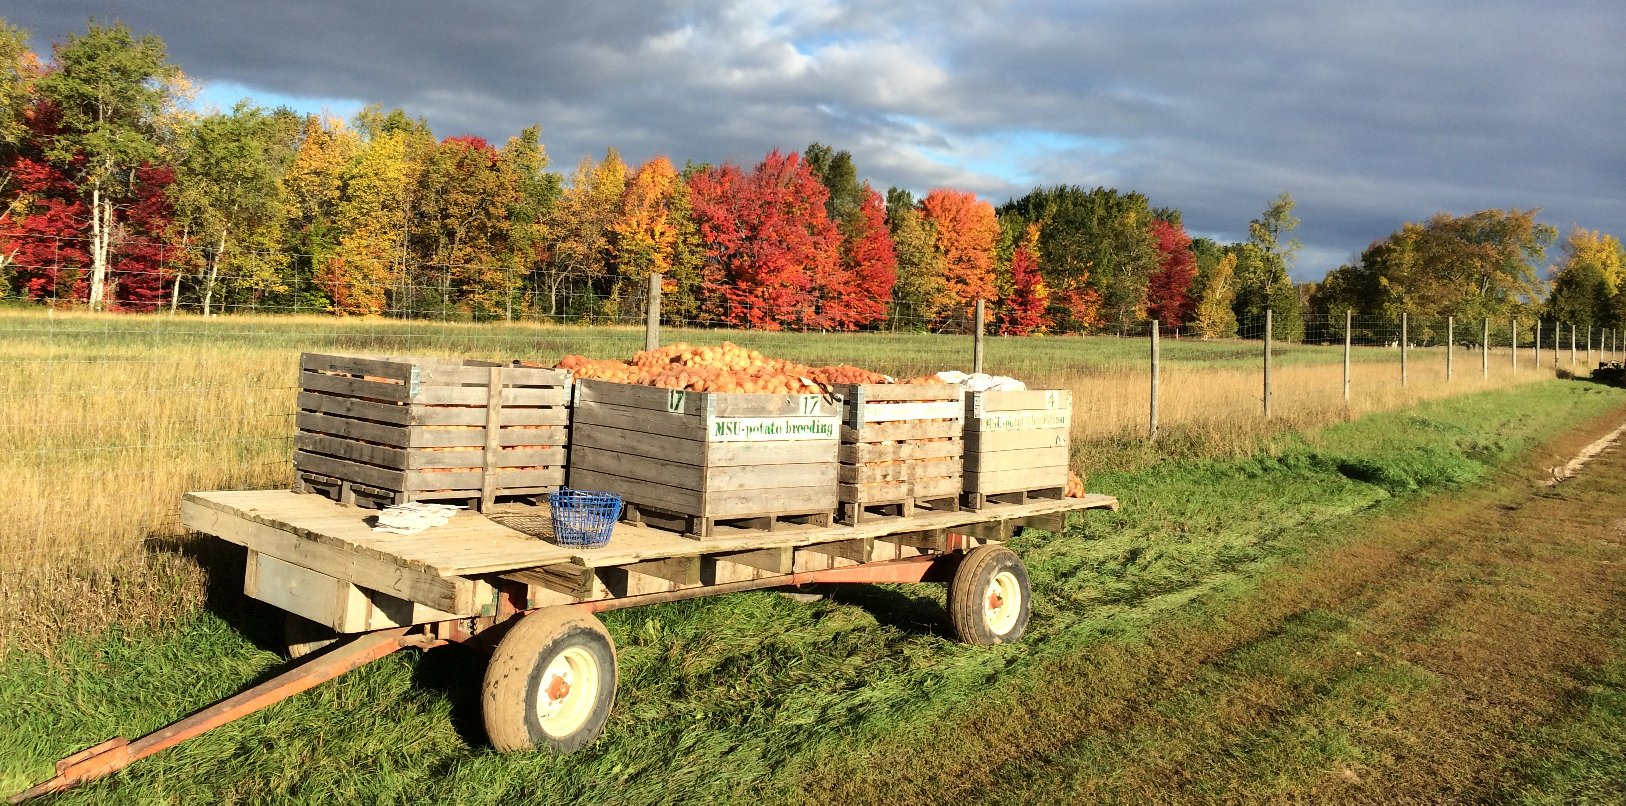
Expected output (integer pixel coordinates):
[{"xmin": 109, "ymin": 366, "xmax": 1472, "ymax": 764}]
[{"xmin": 547, "ymin": 488, "xmax": 623, "ymax": 548}]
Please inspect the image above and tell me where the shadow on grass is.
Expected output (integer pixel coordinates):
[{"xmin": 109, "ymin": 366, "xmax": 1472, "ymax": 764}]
[{"xmin": 820, "ymin": 584, "xmax": 953, "ymax": 638}]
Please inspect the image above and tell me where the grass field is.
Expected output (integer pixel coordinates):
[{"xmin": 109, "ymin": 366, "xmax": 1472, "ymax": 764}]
[
  {"xmin": 2, "ymin": 374, "xmax": 1622, "ymax": 802},
  {"xmin": 1, "ymin": 310, "xmax": 1578, "ymax": 654}
]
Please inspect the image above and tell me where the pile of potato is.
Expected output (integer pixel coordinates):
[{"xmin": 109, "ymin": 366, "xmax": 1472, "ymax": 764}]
[{"xmin": 552, "ymin": 342, "xmax": 892, "ymax": 393}]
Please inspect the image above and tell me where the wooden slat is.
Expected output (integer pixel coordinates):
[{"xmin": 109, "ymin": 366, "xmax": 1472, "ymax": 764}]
[
  {"xmin": 964, "ymin": 446, "xmax": 1069, "ymax": 473},
  {"xmin": 963, "ymin": 427, "xmax": 1069, "ymax": 452},
  {"xmin": 834, "ymin": 383, "xmax": 961, "ymax": 403},
  {"xmin": 962, "ymin": 466, "xmax": 1069, "ymax": 493},
  {"xmin": 301, "ymin": 353, "xmax": 417, "ymax": 382},
  {"xmin": 839, "ymin": 438, "xmax": 961, "ymax": 464},
  {"xmin": 572, "ymin": 424, "xmax": 833, "ymax": 468},
  {"xmin": 965, "ymin": 409, "xmax": 1072, "ymax": 433},
  {"xmin": 841, "ymin": 419, "xmax": 963, "ymax": 442},
  {"xmin": 300, "ymin": 370, "xmax": 410, "ymax": 402},
  {"xmin": 839, "ymin": 457, "xmax": 961, "ymax": 484},
  {"xmin": 183, "ymin": 498, "xmax": 470, "ymax": 612},
  {"xmin": 967, "ymin": 389, "xmax": 1071, "ymax": 414},
  {"xmin": 853, "ymin": 400, "xmax": 963, "ymax": 423},
  {"xmin": 571, "ymin": 445, "xmax": 836, "ymax": 493}
]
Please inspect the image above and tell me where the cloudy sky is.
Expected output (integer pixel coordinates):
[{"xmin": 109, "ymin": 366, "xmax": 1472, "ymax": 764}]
[{"xmin": 9, "ymin": 1, "xmax": 1624, "ymax": 280}]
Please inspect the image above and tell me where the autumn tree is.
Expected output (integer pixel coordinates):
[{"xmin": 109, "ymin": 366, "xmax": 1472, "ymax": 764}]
[
  {"xmin": 283, "ymin": 115, "xmax": 360, "ymax": 310},
  {"xmin": 545, "ymin": 148, "xmax": 625, "ymax": 318},
  {"xmin": 1233, "ymin": 194, "xmax": 1304, "ymax": 340},
  {"xmin": 998, "ymin": 185, "xmax": 1154, "ymax": 332},
  {"xmin": 1, "ymin": 102, "xmax": 90, "ymax": 301},
  {"xmin": 169, "ymin": 102, "xmax": 298, "ymax": 314},
  {"xmin": 919, "ymin": 188, "xmax": 998, "ymax": 329},
  {"xmin": 687, "ymin": 150, "xmax": 841, "ymax": 330},
  {"xmin": 0, "ymin": 19, "xmax": 35, "ymax": 159},
  {"xmin": 1546, "ymin": 228, "xmax": 1625, "ymax": 331},
  {"xmin": 34, "ymin": 21, "xmax": 182, "ymax": 310},
  {"xmin": 410, "ymin": 135, "xmax": 519, "ymax": 318},
  {"xmin": 997, "ymin": 223, "xmax": 1048, "ymax": 335},
  {"xmin": 815, "ymin": 183, "xmax": 894, "ymax": 329},
  {"xmin": 318, "ymin": 128, "xmax": 417, "ymax": 315},
  {"xmin": 1191, "ymin": 252, "xmax": 1238, "ymax": 339},
  {"xmin": 608, "ymin": 155, "xmax": 683, "ymax": 314},
  {"xmin": 497, "ymin": 125, "xmax": 557, "ymax": 321},
  {"xmin": 1310, "ymin": 209, "xmax": 1556, "ymax": 327},
  {"xmin": 884, "ymin": 188, "xmax": 943, "ymax": 330},
  {"xmin": 1146, "ymin": 217, "xmax": 1196, "ymax": 328}
]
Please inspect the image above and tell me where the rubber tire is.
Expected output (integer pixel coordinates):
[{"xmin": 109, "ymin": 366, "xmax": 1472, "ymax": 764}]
[
  {"xmin": 285, "ymin": 613, "xmax": 339, "ymax": 659},
  {"xmin": 947, "ymin": 545, "xmax": 1032, "ymax": 645},
  {"xmin": 482, "ymin": 607, "xmax": 618, "ymax": 753}
]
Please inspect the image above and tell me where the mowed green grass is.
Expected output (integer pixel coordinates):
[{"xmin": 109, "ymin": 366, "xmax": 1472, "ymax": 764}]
[{"xmin": 3, "ymin": 378, "xmax": 1622, "ymax": 803}]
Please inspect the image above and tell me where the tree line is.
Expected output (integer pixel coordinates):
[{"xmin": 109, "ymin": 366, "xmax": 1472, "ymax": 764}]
[{"xmin": 2, "ymin": 20, "xmax": 1620, "ymax": 340}]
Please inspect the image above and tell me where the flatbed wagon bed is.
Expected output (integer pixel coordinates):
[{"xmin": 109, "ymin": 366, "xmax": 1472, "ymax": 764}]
[
  {"xmin": 14, "ymin": 488, "xmax": 1119, "ymax": 802},
  {"xmin": 181, "ymin": 489, "xmax": 1119, "ymax": 624}
]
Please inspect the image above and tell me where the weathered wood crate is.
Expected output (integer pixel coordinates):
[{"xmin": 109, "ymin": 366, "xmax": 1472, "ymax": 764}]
[
  {"xmin": 294, "ymin": 353, "xmax": 570, "ymax": 511},
  {"xmin": 834, "ymin": 383, "xmax": 964, "ymax": 524},
  {"xmin": 568, "ymin": 379, "xmax": 840, "ymax": 538},
  {"xmin": 962, "ymin": 389, "xmax": 1072, "ymax": 510}
]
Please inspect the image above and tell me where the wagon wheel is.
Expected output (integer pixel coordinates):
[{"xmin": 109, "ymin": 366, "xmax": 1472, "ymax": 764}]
[
  {"xmin": 482, "ymin": 607, "xmax": 618, "ymax": 753},
  {"xmin": 285, "ymin": 613, "xmax": 339, "ymax": 659},
  {"xmin": 946, "ymin": 545, "xmax": 1032, "ymax": 645}
]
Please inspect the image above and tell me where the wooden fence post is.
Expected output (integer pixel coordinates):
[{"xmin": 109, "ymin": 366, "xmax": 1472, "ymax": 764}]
[
  {"xmin": 1263, "ymin": 310, "xmax": 1273, "ymax": 419},
  {"xmin": 1343, "ymin": 309, "xmax": 1352, "ymax": 402},
  {"xmin": 1570, "ymin": 323, "xmax": 1576, "ymax": 368},
  {"xmin": 1535, "ymin": 320, "xmax": 1542, "ymax": 372},
  {"xmin": 1401, "ymin": 311, "xmax": 1409, "ymax": 387},
  {"xmin": 1587, "ymin": 326, "xmax": 1593, "ymax": 367},
  {"xmin": 1447, "ymin": 316, "xmax": 1454, "ymax": 381},
  {"xmin": 1150, "ymin": 320, "xmax": 1160, "ymax": 440},
  {"xmin": 1512, "ymin": 318, "xmax": 1518, "ymax": 370},
  {"xmin": 973, "ymin": 299, "xmax": 985, "ymax": 375},
  {"xmin": 645, "ymin": 271, "xmax": 661, "ymax": 351},
  {"xmin": 1482, "ymin": 318, "xmax": 1489, "ymax": 380}
]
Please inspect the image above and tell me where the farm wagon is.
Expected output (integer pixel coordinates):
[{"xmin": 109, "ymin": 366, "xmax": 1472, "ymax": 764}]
[{"xmin": 11, "ymin": 354, "xmax": 1117, "ymax": 801}]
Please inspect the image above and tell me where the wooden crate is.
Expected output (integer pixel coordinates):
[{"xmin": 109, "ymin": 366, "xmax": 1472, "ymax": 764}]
[
  {"xmin": 835, "ymin": 383, "xmax": 964, "ymax": 524},
  {"xmin": 962, "ymin": 389, "xmax": 1071, "ymax": 510},
  {"xmin": 568, "ymin": 379, "xmax": 840, "ymax": 537},
  {"xmin": 294, "ymin": 353, "xmax": 570, "ymax": 510}
]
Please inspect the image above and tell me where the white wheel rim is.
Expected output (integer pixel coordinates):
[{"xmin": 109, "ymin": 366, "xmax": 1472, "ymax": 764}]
[
  {"xmin": 535, "ymin": 646, "xmax": 600, "ymax": 737},
  {"xmin": 983, "ymin": 570, "xmax": 1023, "ymax": 635}
]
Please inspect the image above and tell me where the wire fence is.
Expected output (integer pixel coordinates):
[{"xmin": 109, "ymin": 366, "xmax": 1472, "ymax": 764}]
[{"xmin": 1, "ymin": 252, "xmax": 1616, "ymax": 617}]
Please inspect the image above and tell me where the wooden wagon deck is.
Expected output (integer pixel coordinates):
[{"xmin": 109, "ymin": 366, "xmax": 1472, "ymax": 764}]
[{"xmin": 181, "ymin": 489, "xmax": 1119, "ymax": 630}]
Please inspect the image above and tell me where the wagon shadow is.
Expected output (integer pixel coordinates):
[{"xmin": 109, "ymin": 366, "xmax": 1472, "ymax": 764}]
[
  {"xmin": 146, "ymin": 533, "xmax": 287, "ymax": 653},
  {"xmin": 817, "ymin": 584, "xmax": 954, "ymax": 637}
]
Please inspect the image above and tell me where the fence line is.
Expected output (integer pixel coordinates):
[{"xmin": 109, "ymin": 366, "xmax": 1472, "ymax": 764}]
[{"xmin": 0, "ymin": 290, "xmax": 1613, "ymax": 583}]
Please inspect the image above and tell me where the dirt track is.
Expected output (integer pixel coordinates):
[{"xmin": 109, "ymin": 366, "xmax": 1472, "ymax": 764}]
[{"xmin": 809, "ymin": 413, "xmax": 1626, "ymax": 803}]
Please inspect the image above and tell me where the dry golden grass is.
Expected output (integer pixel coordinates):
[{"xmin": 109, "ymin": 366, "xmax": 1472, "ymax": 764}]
[{"xmin": 0, "ymin": 311, "xmax": 1579, "ymax": 654}]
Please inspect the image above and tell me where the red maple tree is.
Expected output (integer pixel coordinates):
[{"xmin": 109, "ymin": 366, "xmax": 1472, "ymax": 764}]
[
  {"xmin": 812, "ymin": 184, "xmax": 895, "ymax": 330},
  {"xmin": 687, "ymin": 150, "xmax": 841, "ymax": 330},
  {"xmin": 1146, "ymin": 218, "xmax": 1197, "ymax": 328},
  {"xmin": 998, "ymin": 225, "xmax": 1048, "ymax": 335}
]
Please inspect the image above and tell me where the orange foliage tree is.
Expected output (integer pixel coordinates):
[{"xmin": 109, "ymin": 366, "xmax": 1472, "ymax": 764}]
[{"xmin": 920, "ymin": 189, "xmax": 999, "ymax": 327}]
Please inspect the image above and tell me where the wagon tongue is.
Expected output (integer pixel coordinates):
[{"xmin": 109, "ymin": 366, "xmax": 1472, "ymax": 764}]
[{"xmin": 7, "ymin": 627, "xmax": 432, "ymax": 803}]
